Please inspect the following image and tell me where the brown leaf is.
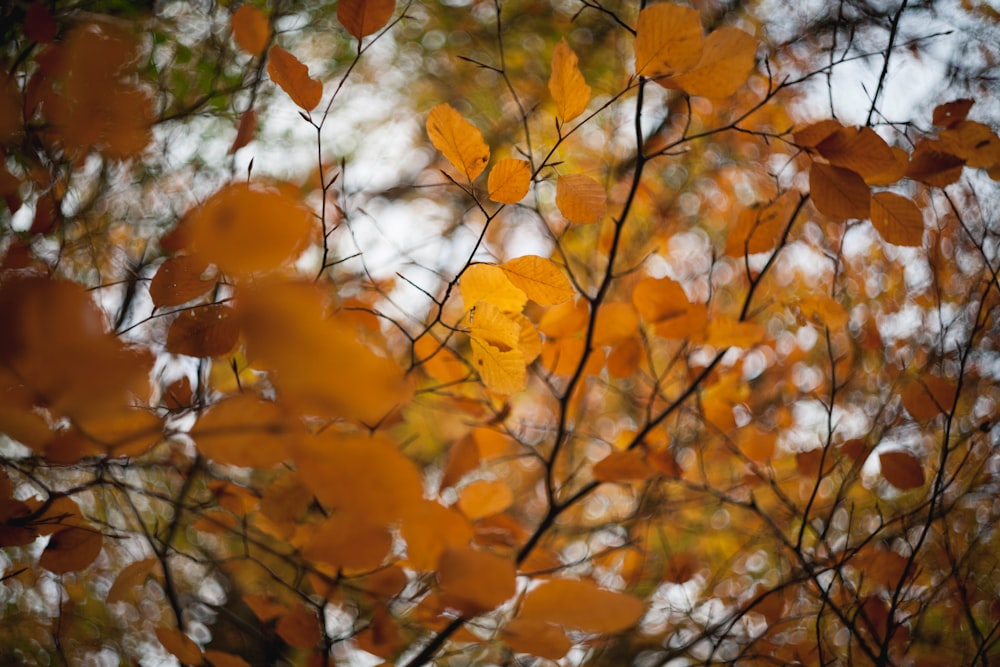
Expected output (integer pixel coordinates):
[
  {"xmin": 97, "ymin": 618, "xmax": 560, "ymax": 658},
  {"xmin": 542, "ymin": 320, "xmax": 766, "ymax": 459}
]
[
  {"xmin": 879, "ymin": 450, "xmax": 925, "ymax": 490},
  {"xmin": 166, "ymin": 305, "xmax": 239, "ymax": 358},
  {"xmin": 150, "ymin": 255, "xmax": 214, "ymax": 309},
  {"xmin": 267, "ymin": 45, "xmax": 322, "ymax": 111},
  {"xmin": 338, "ymin": 0, "xmax": 395, "ymax": 39},
  {"xmin": 39, "ymin": 526, "xmax": 103, "ymax": 574},
  {"xmin": 809, "ymin": 162, "xmax": 870, "ymax": 220},
  {"xmin": 231, "ymin": 5, "xmax": 270, "ymax": 56},
  {"xmin": 870, "ymin": 192, "xmax": 924, "ymax": 247}
]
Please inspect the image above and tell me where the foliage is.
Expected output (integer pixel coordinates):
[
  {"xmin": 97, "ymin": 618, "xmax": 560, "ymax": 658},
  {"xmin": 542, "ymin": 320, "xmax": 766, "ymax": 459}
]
[{"xmin": 1, "ymin": 0, "xmax": 1000, "ymax": 665}]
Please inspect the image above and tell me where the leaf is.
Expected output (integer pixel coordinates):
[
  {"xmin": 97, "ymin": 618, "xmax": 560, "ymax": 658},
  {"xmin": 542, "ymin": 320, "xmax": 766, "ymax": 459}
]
[
  {"xmin": 940, "ymin": 121, "xmax": 1000, "ymax": 169},
  {"xmin": 725, "ymin": 195, "xmax": 792, "ymax": 256},
  {"xmin": 276, "ymin": 606, "xmax": 321, "ymax": 649},
  {"xmin": 229, "ymin": 108, "xmax": 257, "ymax": 154},
  {"xmin": 593, "ymin": 302, "xmax": 639, "ymax": 345},
  {"xmin": 166, "ymin": 305, "xmax": 239, "ymax": 358},
  {"xmin": 191, "ymin": 394, "xmax": 296, "ymax": 468},
  {"xmin": 809, "ymin": 162, "xmax": 870, "ymax": 221},
  {"xmin": 438, "ymin": 546, "xmax": 517, "ymax": 614},
  {"xmin": 426, "ymin": 103, "xmax": 490, "ymax": 181},
  {"xmin": 556, "ymin": 174, "xmax": 607, "ymax": 224},
  {"xmin": 232, "ymin": 5, "xmax": 270, "ymax": 56},
  {"xmin": 594, "ymin": 450, "xmax": 653, "ymax": 483},
  {"xmin": 470, "ymin": 301, "xmax": 520, "ymax": 350},
  {"xmin": 932, "ymin": 98, "xmax": 974, "ymax": 128},
  {"xmin": 879, "ymin": 450, "xmax": 925, "ymax": 490},
  {"xmin": 267, "ymin": 45, "xmax": 322, "ymax": 111},
  {"xmin": 204, "ymin": 651, "xmax": 252, "ymax": 667},
  {"xmin": 901, "ymin": 375, "xmax": 957, "ymax": 421},
  {"xmin": 817, "ymin": 126, "xmax": 899, "ymax": 183},
  {"xmin": 870, "ymin": 192, "xmax": 924, "ymax": 247},
  {"xmin": 794, "ymin": 119, "xmax": 843, "ymax": 148},
  {"xmin": 499, "ymin": 256, "xmax": 573, "ymax": 305},
  {"xmin": 663, "ymin": 27, "xmax": 757, "ymax": 98},
  {"xmin": 185, "ymin": 183, "xmax": 313, "ymax": 278},
  {"xmin": 632, "ymin": 276, "xmax": 689, "ymax": 322},
  {"xmin": 705, "ymin": 318, "xmax": 765, "ymax": 349},
  {"xmin": 338, "ymin": 0, "xmax": 395, "ymax": 39},
  {"xmin": 906, "ymin": 140, "xmax": 965, "ymax": 186},
  {"xmin": 303, "ymin": 512, "xmax": 393, "ymax": 572},
  {"xmin": 156, "ymin": 627, "xmax": 203, "ymax": 665},
  {"xmin": 518, "ymin": 579, "xmax": 645, "ymax": 633},
  {"xmin": 39, "ymin": 526, "xmax": 103, "ymax": 574},
  {"xmin": 150, "ymin": 256, "xmax": 214, "ymax": 308},
  {"xmin": 458, "ymin": 479, "xmax": 514, "ymax": 519},
  {"xmin": 549, "ymin": 39, "xmax": 591, "ymax": 122},
  {"xmin": 106, "ymin": 558, "xmax": 157, "ymax": 604},
  {"xmin": 400, "ymin": 500, "xmax": 474, "ymax": 571},
  {"xmin": 440, "ymin": 435, "xmax": 480, "ymax": 490},
  {"xmin": 470, "ymin": 338, "xmax": 526, "ymax": 394},
  {"xmin": 634, "ymin": 4, "xmax": 704, "ymax": 79},
  {"xmin": 502, "ymin": 619, "xmax": 572, "ymax": 660},
  {"xmin": 488, "ymin": 158, "xmax": 531, "ymax": 204},
  {"xmin": 461, "ymin": 264, "xmax": 527, "ymax": 312}
]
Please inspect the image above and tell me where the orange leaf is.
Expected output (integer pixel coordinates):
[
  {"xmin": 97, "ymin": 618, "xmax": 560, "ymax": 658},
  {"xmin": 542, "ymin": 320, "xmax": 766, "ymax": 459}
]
[
  {"xmin": 932, "ymin": 98, "xmax": 974, "ymax": 128},
  {"xmin": 809, "ymin": 162, "xmax": 870, "ymax": 221},
  {"xmin": 663, "ymin": 27, "xmax": 757, "ymax": 98},
  {"xmin": 499, "ymin": 256, "xmax": 573, "ymax": 306},
  {"xmin": 458, "ymin": 479, "xmax": 513, "ymax": 520},
  {"xmin": 705, "ymin": 318, "xmax": 765, "ymax": 349},
  {"xmin": 469, "ymin": 301, "xmax": 521, "ymax": 350},
  {"xmin": 940, "ymin": 121, "xmax": 1000, "ymax": 169},
  {"xmin": 191, "ymin": 394, "xmax": 296, "ymax": 468},
  {"xmin": 267, "ymin": 45, "xmax": 322, "ymax": 111},
  {"xmin": 440, "ymin": 436, "xmax": 480, "ymax": 490},
  {"xmin": 150, "ymin": 256, "xmax": 214, "ymax": 309},
  {"xmin": 549, "ymin": 39, "xmax": 591, "ymax": 122},
  {"xmin": 166, "ymin": 305, "xmax": 239, "ymax": 358},
  {"xmin": 488, "ymin": 158, "xmax": 531, "ymax": 204},
  {"xmin": 725, "ymin": 194, "xmax": 793, "ymax": 256},
  {"xmin": 870, "ymin": 192, "xmax": 924, "ymax": 247},
  {"xmin": 518, "ymin": 579, "xmax": 645, "ymax": 633},
  {"xmin": 470, "ymin": 338, "xmax": 526, "ymax": 394},
  {"xmin": 229, "ymin": 108, "xmax": 257, "ymax": 154},
  {"xmin": 204, "ymin": 651, "xmax": 252, "ymax": 667},
  {"xmin": 438, "ymin": 546, "xmax": 517, "ymax": 615},
  {"xmin": 426, "ymin": 103, "xmax": 490, "ymax": 181},
  {"xmin": 901, "ymin": 375, "xmax": 957, "ymax": 421},
  {"xmin": 156, "ymin": 627, "xmax": 203, "ymax": 665},
  {"xmin": 594, "ymin": 449, "xmax": 653, "ymax": 483},
  {"xmin": 276, "ymin": 606, "xmax": 321, "ymax": 649},
  {"xmin": 502, "ymin": 619, "xmax": 572, "ymax": 660},
  {"xmin": 301, "ymin": 513, "xmax": 392, "ymax": 571},
  {"xmin": 632, "ymin": 276, "xmax": 689, "ymax": 322},
  {"xmin": 607, "ymin": 336, "xmax": 642, "ymax": 378},
  {"xmin": 906, "ymin": 140, "xmax": 965, "ymax": 187},
  {"xmin": 817, "ymin": 126, "xmax": 898, "ymax": 182},
  {"xmin": 231, "ymin": 5, "xmax": 270, "ymax": 56},
  {"xmin": 594, "ymin": 302, "xmax": 639, "ymax": 346},
  {"xmin": 185, "ymin": 183, "xmax": 313, "ymax": 278},
  {"xmin": 556, "ymin": 173, "xmax": 606, "ymax": 224},
  {"xmin": 461, "ymin": 264, "xmax": 527, "ymax": 312},
  {"xmin": 401, "ymin": 500, "xmax": 474, "ymax": 571},
  {"xmin": 879, "ymin": 450, "xmax": 925, "ymax": 490},
  {"xmin": 39, "ymin": 526, "xmax": 103, "ymax": 574},
  {"xmin": 634, "ymin": 3, "xmax": 703, "ymax": 78},
  {"xmin": 338, "ymin": 0, "xmax": 395, "ymax": 39},
  {"xmin": 106, "ymin": 558, "xmax": 157, "ymax": 604}
]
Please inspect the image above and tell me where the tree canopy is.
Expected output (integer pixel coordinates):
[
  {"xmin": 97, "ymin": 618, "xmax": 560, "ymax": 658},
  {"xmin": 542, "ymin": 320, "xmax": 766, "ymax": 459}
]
[{"xmin": 1, "ymin": 0, "xmax": 1000, "ymax": 665}]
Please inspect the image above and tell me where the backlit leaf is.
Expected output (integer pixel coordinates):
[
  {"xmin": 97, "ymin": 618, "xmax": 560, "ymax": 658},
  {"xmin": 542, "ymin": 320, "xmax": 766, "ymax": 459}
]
[
  {"xmin": 515, "ymin": 313, "xmax": 543, "ymax": 364},
  {"xmin": 794, "ymin": 119, "xmax": 842, "ymax": 148},
  {"xmin": 276, "ymin": 606, "xmax": 321, "ymax": 649},
  {"xmin": 166, "ymin": 305, "xmax": 239, "ymax": 358},
  {"xmin": 594, "ymin": 449, "xmax": 653, "ymax": 483},
  {"xmin": 518, "ymin": 579, "xmax": 645, "ymax": 633},
  {"xmin": 879, "ymin": 450, "xmax": 925, "ymax": 490},
  {"xmin": 502, "ymin": 619, "xmax": 572, "ymax": 660},
  {"xmin": 39, "ymin": 526, "xmax": 102, "ymax": 574},
  {"xmin": 438, "ymin": 546, "xmax": 516, "ymax": 614},
  {"xmin": 458, "ymin": 479, "xmax": 513, "ymax": 519},
  {"xmin": 107, "ymin": 558, "xmax": 157, "ymax": 604},
  {"xmin": 150, "ymin": 256, "xmax": 214, "ymax": 308},
  {"xmin": 906, "ymin": 140, "xmax": 965, "ymax": 186},
  {"xmin": 940, "ymin": 121, "xmax": 1000, "ymax": 168},
  {"xmin": 549, "ymin": 39, "xmax": 591, "ymax": 122},
  {"xmin": 267, "ymin": 45, "xmax": 322, "ymax": 111},
  {"xmin": 461, "ymin": 264, "xmax": 527, "ymax": 312},
  {"xmin": 426, "ymin": 103, "xmax": 490, "ymax": 181},
  {"xmin": 556, "ymin": 174, "xmax": 606, "ymax": 224},
  {"xmin": 632, "ymin": 276, "xmax": 689, "ymax": 322},
  {"xmin": 488, "ymin": 158, "xmax": 531, "ymax": 204},
  {"xmin": 401, "ymin": 500, "xmax": 474, "ymax": 571},
  {"xmin": 470, "ymin": 339, "xmax": 526, "ymax": 394},
  {"xmin": 156, "ymin": 628, "xmax": 203, "ymax": 665},
  {"xmin": 594, "ymin": 302, "xmax": 639, "ymax": 345},
  {"xmin": 470, "ymin": 301, "xmax": 520, "ymax": 350},
  {"xmin": 232, "ymin": 5, "xmax": 270, "ymax": 56},
  {"xmin": 705, "ymin": 318, "xmax": 765, "ymax": 349},
  {"xmin": 809, "ymin": 162, "xmax": 870, "ymax": 220},
  {"xmin": 500, "ymin": 256, "xmax": 573, "ymax": 305},
  {"xmin": 191, "ymin": 394, "xmax": 296, "ymax": 468},
  {"xmin": 338, "ymin": 0, "xmax": 395, "ymax": 39},
  {"xmin": 663, "ymin": 27, "xmax": 757, "ymax": 98},
  {"xmin": 634, "ymin": 4, "xmax": 703, "ymax": 79},
  {"xmin": 725, "ymin": 194, "xmax": 792, "ymax": 256},
  {"xmin": 186, "ymin": 183, "xmax": 312, "ymax": 278},
  {"xmin": 870, "ymin": 192, "xmax": 924, "ymax": 247},
  {"xmin": 902, "ymin": 375, "xmax": 957, "ymax": 421},
  {"xmin": 303, "ymin": 512, "xmax": 393, "ymax": 571},
  {"xmin": 817, "ymin": 126, "xmax": 898, "ymax": 182}
]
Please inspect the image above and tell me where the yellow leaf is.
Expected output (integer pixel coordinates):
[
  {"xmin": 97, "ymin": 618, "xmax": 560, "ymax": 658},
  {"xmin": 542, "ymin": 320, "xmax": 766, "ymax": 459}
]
[
  {"xmin": 426, "ymin": 103, "xmax": 490, "ymax": 181},
  {"xmin": 106, "ymin": 558, "xmax": 157, "ymax": 604},
  {"xmin": 809, "ymin": 162, "xmax": 870, "ymax": 221},
  {"xmin": 662, "ymin": 27, "xmax": 757, "ymax": 98},
  {"xmin": 556, "ymin": 173, "xmax": 607, "ymax": 224},
  {"xmin": 338, "ymin": 0, "xmax": 395, "ymax": 39},
  {"xmin": 461, "ymin": 264, "xmax": 527, "ymax": 312},
  {"xmin": 470, "ymin": 338, "xmax": 526, "ymax": 394},
  {"xmin": 39, "ymin": 526, "xmax": 102, "ymax": 574},
  {"xmin": 634, "ymin": 3, "xmax": 703, "ymax": 79},
  {"xmin": 879, "ymin": 450, "xmax": 925, "ymax": 490},
  {"xmin": 488, "ymin": 158, "xmax": 531, "ymax": 204},
  {"xmin": 518, "ymin": 579, "xmax": 645, "ymax": 633},
  {"xmin": 470, "ymin": 301, "xmax": 520, "ymax": 350},
  {"xmin": 267, "ymin": 45, "xmax": 322, "ymax": 111},
  {"xmin": 817, "ymin": 126, "xmax": 899, "ymax": 182},
  {"xmin": 156, "ymin": 627, "xmax": 203, "ymax": 665},
  {"xmin": 186, "ymin": 183, "xmax": 313, "ymax": 278},
  {"xmin": 549, "ymin": 39, "xmax": 591, "ymax": 122},
  {"xmin": 513, "ymin": 312, "xmax": 542, "ymax": 364},
  {"xmin": 438, "ymin": 546, "xmax": 516, "ymax": 614},
  {"xmin": 231, "ymin": 5, "xmax": 270, "ymax": 56},
  {"xmin": 458, "ymin": 479, "xmax": 514, "ymax": 519},
  {"xmin": 870, "ymin": 192, "xmax": 924, "ymax": 247},
  {"xmin": 500, "ymin": 256, "xmax": 573, "ymax": 306}
]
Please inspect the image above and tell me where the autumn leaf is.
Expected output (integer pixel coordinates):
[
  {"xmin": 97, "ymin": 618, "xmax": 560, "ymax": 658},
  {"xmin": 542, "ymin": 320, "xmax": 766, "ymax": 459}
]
[
  {"xmin": 229, "ymin": 108, "xmax": 257, "ymax": 154},
  {"xmin": 499, "ymin": 255, "xmax": 573, "ymax": 305},
  {"xmin": 149, "ymin": 255, "xmax": 214, "ymax": 308},
  {"xmin": 662, "ymin": 27, "xmax": 757, "ymax": 98},
  {"xmin": 106, "ymin": 558, "xmax": 158, "ymax": 604},
  {"xmin": 39, "ymin": 526, "xmax": 103, "ymax": 574},
  {"xmin": 932, "ymin": 98, "xmax": 974, "ymax": 128},
  {"xmin": 816, "ymin": 126, "xmax": 898, "ymax": 182},
  {"xmin": 156, "ymin": 627, "xmax": 203, "ymax": 665},
  {"xmin": 879, "ymin": 450, "xmax": 925, "ymax": 490},
  {"xmin": 901, "ymin": 375, "xmax": 957, "ymax": 420},
  {"xmin": 809, "ymin": 162, "xmax": 870, "ymax": 221},
  {"xmin": 724, "ymin": 194, "xmax": 793, "ymax": 256},
  {"xmin": 457, "ymin": 478, "xmax": 514, "ymax": 519},
  {"xmin": 594, "ymin": 449, "xmax": 653, "ymax": 483},
  {"xmin": 267, "ymin": 45, "xmax": 322, "ymax": 111},
  {"xmin": 438, "ymin": 546, "xmax": 516, "ymax": 614},
  {"xmin": 470, "ymin": 338, "xmax": 527, "ymax": 394},
  {"xmin": 461, "ymin": 264, "xmax": 527, "ymax": 312},
  {"xmin": 338, "ymin": 0, "xmax": 395, "ymax": 40},
  {"xmin": 488, "ymin": 158, "xmax": 531, "ymax": 204},
  {"xmin": 549, "ymin": 39, "xmax": 591, "ymax": 122},
  {"xmin": 191, "ymin": 394, "xmax": 297, "ymax": 468},
  {"xmin": 555, "ymin": 174, "xmax": 607, "ymax": 224},
  {"xmin": 502, "ymin": 619, "xmax": 572, "ymax": 660},
  {"xmin": 232, "ymin": 5, "xmax": 270, "ymax": 56},
  {"xmin": 165, "ymin": 304, "xmax": 239, "ymax": 358},
  {"xmin": 906, "ymin": 140, "xmax": 965, "ymax": 186},
  {"xmin": 469, "ymin": 301, "xmax": 520, "ymax": 350},
  {"xmin": 426, "ymin": 103, "xmax": 490, "ymax": 181},
  {"xmin": 634, "ymin": 3, "xmax": 704, "ymax": 79},
  {"xmin": 518, "ymin": 579, "xmax": 645, "ymax": 633},
  {"xmin": 204, "ymin": 651, "xmax": 251, "ymax": 667},
  {"xmin": 870, "ymin": 192, "xmax": 924, "ymax": 246},
  {"xmin": 276, "ymin": 606, "xmax": 321, "ymax": 649}
]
